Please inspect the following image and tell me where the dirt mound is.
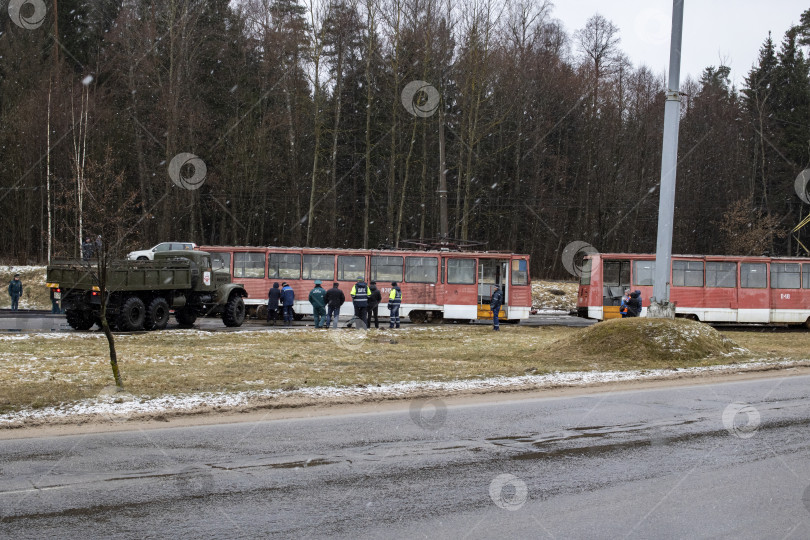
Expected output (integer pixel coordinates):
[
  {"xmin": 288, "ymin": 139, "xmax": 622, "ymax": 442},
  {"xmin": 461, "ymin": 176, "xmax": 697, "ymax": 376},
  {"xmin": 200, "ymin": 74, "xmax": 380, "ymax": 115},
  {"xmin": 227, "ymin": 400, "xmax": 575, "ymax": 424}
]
[{"xmin": 551, "ymin": 317, "xmax": 745, "ymax": 369}]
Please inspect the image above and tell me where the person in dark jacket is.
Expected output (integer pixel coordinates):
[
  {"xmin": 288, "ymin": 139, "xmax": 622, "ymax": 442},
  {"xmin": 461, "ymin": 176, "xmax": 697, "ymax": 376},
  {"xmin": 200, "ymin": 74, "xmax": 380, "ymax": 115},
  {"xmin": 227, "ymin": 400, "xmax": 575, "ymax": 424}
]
[
  {"xmin": 81, "ymin": 238, "xmax": 94, "ymax": 261},
  {"xmin": 627, "ymin": 290, "xmax": 642, "ymax": 317},
  {"xmin": 490, "ymin": 284, "xmax": 503, "ymax": 331},
  {"xmin": 324, "ymin": 282, "xmax": 345, "ymax": 329},
  {"xmin": 309, "ymin": 280, "xmax": 327, "ymax": 328},
  {"xmin": 8, "ymin": 273, "xmax": 22, "ymax": 311},
  {"xmin": 281, "ymin": 282, "xmax": 295, "ymax": 326},
  {"xmin": 368, "ymin": 281, "xmax": 382, "ymax": 329},
  {"xmin": 267, "ymin": 282, "xmax": 282, "ymax": 325},
  {"xmin": 350, "ymin": 277, "xmax": 369, "ymax": 329}
]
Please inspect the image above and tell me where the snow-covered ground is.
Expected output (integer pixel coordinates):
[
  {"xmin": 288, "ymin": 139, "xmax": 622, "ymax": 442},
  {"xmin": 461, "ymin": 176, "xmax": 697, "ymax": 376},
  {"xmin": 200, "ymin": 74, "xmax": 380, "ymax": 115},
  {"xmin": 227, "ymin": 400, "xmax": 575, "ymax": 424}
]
[{"xmin": 1, "ymin": 358, "xmax": 805, "ymax": 427}]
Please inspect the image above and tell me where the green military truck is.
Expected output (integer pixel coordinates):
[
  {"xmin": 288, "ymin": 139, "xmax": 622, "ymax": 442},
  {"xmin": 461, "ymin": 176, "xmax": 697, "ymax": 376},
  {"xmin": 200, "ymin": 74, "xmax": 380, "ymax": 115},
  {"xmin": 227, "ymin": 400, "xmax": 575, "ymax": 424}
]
[{"xmin": 47, "ymin": 250, "xmax": 248, "ymax": 331}]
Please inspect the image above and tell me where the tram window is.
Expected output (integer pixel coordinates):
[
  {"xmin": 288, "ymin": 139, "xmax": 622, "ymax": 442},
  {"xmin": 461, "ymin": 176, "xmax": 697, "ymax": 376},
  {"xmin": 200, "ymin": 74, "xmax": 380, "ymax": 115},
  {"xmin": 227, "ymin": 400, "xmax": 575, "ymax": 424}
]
[
  {"xmin": 512, "ymin": 259, "xmax": 529, "ymax": 286},
  {"xmin": 804, "ymin": 265, "xmax": 810, "ymax": 289},
  {"xmin": 771, "ymin": 263, "xmax": 801, "ymax": 289},
  {"xmin": 579, "ymin": 258, "xmax": 592, "ymax": 285},
  {"xmin": 633, "ymin": 260, "xmax": 655, "ymax": 286},
  {"xmin": 303, "ymin": 254, "xmax": 334, "ymax": 281},
  {"xmin": 447, "ymin": 258, "xmax": 475, "ymax": 284},
  {"xmin": 706, "ymin": 262, "xmax": 736, "ymax": 287},
  {"xmin": 338, "ymin": 255, "xmax": 366, "ymax": 281},
  {"xmin": 405, "ymin": 257, "xmax": 438, "ymax": 283},
  {"xmin": 741, "ymin": 263, "xmax": 767, "ymax": 288},
  {"xmin": 211, "ymin": 252, "xmax": 231, "ymax": 272},
  {"xmin": 269, "ymin": 253, "xmax": 301, "ymax": 279},
  {"xmin": 371, "ymin": 256, "xmax": 403, "ymax": 282},
  {"xmin": 235, "ymin": 252, "xmax": 266, "ymax": 278},
  {"xmin": 672, "ymin": 261, "xmax": 704, "ymax": 287}
]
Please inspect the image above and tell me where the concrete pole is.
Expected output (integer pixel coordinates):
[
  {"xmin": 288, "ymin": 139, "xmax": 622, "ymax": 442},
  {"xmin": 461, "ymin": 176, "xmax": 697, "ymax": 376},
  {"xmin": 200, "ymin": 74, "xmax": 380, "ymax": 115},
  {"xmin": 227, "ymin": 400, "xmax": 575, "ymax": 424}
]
[{"xmin": 650, "ymin": 0, "xmax": 684, "ymax": 317}]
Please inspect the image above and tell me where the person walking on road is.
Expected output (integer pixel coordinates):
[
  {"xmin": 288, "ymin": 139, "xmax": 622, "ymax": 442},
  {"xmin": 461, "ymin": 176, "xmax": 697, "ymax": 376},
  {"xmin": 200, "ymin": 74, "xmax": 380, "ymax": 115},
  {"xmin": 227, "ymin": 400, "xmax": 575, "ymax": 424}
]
[
  {"xmin": 8, "ymin": 273, "xmax": 22, "ymax": 311},
  {"xmin": 281, "ymin": 282, "xmax": 295, "ymax": 326},
  {"xmin": 350, "ymin": 277, "xmax": 369, "ymax": 329},
  {"xmin": 388, "ymin": 282, "xmax": 402, "ymax": 329},
  {"xmin": 368, "ymin": 281, "xmax": 382, "ymax": 329},
  {"xmin": 324, "ymin": 282, "xmax": 345, "ymax": 329},
  {"xmin": 267, "ymin": 282, "xmax": 282, "ymax": 325},
  {"xmin": 490, "ymin": 284, "xmax": 503, "ymax": 331},
  {"xmin": 309, "ymin": 280, "xmax": 327, "ymax": 328}
]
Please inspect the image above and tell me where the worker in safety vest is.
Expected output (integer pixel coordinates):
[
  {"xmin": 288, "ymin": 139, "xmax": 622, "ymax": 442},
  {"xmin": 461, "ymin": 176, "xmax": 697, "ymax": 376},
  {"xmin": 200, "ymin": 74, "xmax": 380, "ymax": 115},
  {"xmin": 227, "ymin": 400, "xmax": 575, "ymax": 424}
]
[
  {"xmin": 388, "ymin": 282, "xmax": 402, "ymax": 329},
  {"xmin": 350, "ymin": 277, "xmax": 369, "ymax": 329}
]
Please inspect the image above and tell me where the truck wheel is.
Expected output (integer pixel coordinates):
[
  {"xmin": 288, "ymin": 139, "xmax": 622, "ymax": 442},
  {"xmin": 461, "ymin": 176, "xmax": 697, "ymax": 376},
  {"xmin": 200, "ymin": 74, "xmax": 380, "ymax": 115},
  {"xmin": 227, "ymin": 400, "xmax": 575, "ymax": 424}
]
[
  {"xmin": 223, "ymin": 295, "xmax": 246, "ymax": 327},
  {"xmin": 145, "ymin": 298, "xmax": 170, "ymax": 330},
  {"xmin": 117, "ymin": 296, "xmax": 146, "ymax": 331},
  {"xmin": 176, "ymin": 308, "xmax": 197, "ymax": 328},
  {"xmin": 65, "ymin": 310, "xmax": 93, "ymax": 331}
]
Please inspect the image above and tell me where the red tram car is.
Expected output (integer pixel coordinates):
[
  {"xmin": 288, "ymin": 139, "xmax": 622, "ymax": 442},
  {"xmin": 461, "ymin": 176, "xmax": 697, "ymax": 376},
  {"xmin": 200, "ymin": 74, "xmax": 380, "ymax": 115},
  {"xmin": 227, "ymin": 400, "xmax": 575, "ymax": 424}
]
[
  {"xmin": 577, "ymin": 253, "xmax": 810, "ymax": 327},
  {"xmin": 199, "ymin": 245, "xmax": 532, "ymax": 323}
]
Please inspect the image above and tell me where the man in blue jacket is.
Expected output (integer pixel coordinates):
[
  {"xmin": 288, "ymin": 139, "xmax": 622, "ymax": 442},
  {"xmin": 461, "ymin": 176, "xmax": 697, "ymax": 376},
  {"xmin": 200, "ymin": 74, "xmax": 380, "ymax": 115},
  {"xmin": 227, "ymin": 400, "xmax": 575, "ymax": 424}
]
[
  {"xmin": 490, "ymin": 285, "xmax": 503, "ymax": 331},
  {"xmin": 8, "ymin": 273, "xmax": 22, "ymax": 311},
  {"xmin": 281, "ymin": 282, "xmax": 295, "ymax": 326}
]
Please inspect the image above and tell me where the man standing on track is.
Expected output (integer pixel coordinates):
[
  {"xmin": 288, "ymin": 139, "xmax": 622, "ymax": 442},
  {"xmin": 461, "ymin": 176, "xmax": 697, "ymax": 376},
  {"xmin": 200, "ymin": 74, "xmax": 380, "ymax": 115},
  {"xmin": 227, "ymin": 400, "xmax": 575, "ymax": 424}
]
[
  {"xmin": 281, "ymin": 282, "xmax": 295, "ymax": 326},
  {"xmin": 490, "ymin": 284, "xmax": 503, "ymax": 331},
  {"xmin": 350, "ymin": 277, "xmax": 369, "ymax": 329},
  {"xmin": 324, "ymin": 282, "xmax": 345, "ymax": 329},
  {"xmin": 309, "ymin": 280, "xmax": 327, "ymax": 328},
  {"xmin": 388, "ymin": 282, "xmax": 402, "ymax": 329},
  {"xmin": 8, "ymin": 273, "xmax": 22, "ymax": 311},
  {"xmin": 368, "ymin": 281, "xmax": 382, "ymax": 329}
]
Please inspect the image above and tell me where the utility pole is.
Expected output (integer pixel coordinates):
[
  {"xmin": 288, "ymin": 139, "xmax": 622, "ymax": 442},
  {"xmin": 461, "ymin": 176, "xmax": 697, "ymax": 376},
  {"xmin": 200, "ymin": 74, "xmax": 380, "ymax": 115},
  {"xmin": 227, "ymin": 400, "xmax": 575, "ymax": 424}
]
[
  {"xmin": 650, "ymin": 0, "xmax": 684, "ymax": 318},
  {"xmin": 438, "ymin": 103, "xmax": 449, "ymax": 242}
]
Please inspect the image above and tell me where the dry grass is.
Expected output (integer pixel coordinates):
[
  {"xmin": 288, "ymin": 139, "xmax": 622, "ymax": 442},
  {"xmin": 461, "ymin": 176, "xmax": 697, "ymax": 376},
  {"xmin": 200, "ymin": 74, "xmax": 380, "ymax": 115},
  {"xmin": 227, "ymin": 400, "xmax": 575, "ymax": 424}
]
[
  {"xmin": 2, "ymin": 321, "xmax": 807, "ymax": 414},
  {"xmin": 0, "ymin": 266, "xmax": 50, "ymax": 310},
  {"xmin": 532, "ymin": 280, "xmax": 578, "ymax": 311}
]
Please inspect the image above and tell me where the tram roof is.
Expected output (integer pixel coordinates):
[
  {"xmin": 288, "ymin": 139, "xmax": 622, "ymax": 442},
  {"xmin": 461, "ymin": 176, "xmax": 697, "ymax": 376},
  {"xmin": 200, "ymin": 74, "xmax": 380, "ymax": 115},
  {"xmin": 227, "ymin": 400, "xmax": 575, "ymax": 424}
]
[{"xmin": 199, "ymin": 245, "xmax": 527, "ymax": 256}]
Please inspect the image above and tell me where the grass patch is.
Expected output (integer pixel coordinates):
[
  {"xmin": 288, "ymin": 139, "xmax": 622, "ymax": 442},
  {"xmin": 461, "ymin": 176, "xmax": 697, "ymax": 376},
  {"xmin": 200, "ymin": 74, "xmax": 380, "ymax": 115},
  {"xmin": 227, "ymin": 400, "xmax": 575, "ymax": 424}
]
[
  {"xmin": 550, "ymin": 318, "xmax": 744, "ymax": 370},
  {"xmin": 3, "ymin": 320, "xmax": 806, "ymax": 415},
  {"xmin": 0, "ymin": 266, "xmax": 50, "ymax": 310}
]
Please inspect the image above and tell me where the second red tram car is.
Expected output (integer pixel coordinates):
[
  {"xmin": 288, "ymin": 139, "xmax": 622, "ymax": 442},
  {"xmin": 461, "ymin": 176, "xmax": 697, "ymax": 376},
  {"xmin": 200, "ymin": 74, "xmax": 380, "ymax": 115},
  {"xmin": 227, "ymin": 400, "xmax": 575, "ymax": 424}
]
[
  {"xmin": 199, "ymin": 246, "xmax": 532, "ymax": 323},
  {"xmin": 577, "ymin": 253, "xmax": 810, "ymax": 326}
]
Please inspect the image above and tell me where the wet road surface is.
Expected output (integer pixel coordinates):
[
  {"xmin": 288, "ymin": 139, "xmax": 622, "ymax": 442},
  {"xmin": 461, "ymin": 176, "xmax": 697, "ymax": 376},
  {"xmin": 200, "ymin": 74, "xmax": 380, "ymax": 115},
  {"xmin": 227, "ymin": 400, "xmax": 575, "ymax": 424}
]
[{"xmin": 2, "ymin": 375, "xmax": 809, "ymax": 538}]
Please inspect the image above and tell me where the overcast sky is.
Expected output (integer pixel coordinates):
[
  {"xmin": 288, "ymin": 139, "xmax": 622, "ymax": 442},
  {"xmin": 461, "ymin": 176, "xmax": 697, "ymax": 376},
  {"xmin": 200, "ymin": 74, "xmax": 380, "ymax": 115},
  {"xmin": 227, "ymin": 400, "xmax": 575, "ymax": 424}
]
[{"xmin": 552, "ymin": 0, "xmax": 808, "ymax": 85}]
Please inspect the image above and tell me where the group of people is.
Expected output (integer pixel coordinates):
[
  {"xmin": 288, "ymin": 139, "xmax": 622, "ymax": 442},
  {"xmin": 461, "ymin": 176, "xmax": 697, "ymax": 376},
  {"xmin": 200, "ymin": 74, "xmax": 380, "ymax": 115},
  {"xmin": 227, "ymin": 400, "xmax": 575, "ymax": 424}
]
[
  {"xmin": 620, "ymin": 289, "xmax": 642, "ymax": 318},
  {"xmin": 267, "ymin": 278, "xmax": 402, "ymax": 329}
]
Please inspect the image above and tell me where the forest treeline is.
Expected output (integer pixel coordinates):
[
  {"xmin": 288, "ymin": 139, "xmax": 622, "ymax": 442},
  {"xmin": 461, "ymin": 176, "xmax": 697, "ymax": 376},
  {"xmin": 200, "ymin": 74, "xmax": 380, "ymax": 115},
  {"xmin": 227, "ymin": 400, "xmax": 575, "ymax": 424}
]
[{"xmin": 1, "ymin": 0, "xmax": 809, "ymax": 276}]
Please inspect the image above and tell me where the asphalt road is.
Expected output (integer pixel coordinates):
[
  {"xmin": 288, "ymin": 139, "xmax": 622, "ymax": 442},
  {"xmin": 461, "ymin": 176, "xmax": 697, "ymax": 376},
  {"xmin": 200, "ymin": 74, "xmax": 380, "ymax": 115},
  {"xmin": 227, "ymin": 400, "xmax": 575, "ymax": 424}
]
[{"xmin": 2, "ymin": 375, "xmax": 810, "ymax": 539}]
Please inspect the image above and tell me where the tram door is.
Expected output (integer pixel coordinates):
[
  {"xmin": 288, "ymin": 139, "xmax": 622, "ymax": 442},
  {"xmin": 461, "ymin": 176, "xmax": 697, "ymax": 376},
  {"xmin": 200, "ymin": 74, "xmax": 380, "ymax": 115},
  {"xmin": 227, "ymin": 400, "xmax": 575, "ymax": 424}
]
[
  {"xmin": 478, "ymin": 259, "xmax": 508, "ymax": 319},
  {"xmin": 602, "ymin": 260, "xmax": 631, "ymax": 319}
]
